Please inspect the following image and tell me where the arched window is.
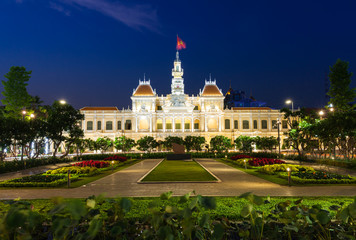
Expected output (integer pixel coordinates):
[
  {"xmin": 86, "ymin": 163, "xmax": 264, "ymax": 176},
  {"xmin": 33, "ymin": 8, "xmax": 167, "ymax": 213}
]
[
  {"xmin": 225, "ymin": 119, "xmax": 230, "ymax": 129},
  {"xmin": 194, "ymin": 119, "xmax": 200, "ymax": 130},
  {"xmin": 87, "ymin": 121, "xmax": 93, "ymax": 130},
  {"xmin": 243, "ymin": 120, "xmax": 249, "ymax": 129},
  {"xmin": 175, "ymin": 119, "xmax": 181, "ymax": 130},
  {"xmin": 106, "ymin": 121, "xmax": 113, "ymax": 130},
  {"xmin": 184, "ymin": 119, "xmax": 191, "ymax": 130},
  {"xmin": 166, "ymin": 119, "xmax": 172, "ymax": 130},
  {"xmin": 125, "ymin": 120, "xmax": 132, "ymax": 130},
  {"xmin": 156, "ymin": 119, "xmax": 163, "ymax": 130}
]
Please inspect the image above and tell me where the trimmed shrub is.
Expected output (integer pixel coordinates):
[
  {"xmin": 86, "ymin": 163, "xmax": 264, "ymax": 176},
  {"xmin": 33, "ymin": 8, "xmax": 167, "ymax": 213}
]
[
  {"xmin": 46, "ymin": 166, "xmax": 99, "ymax": 176},
  {"xmin": 103, "ymin": 155, "xmax": 127, "ymax": 162},
  {"xmin": 231, "ymin": 154, "xmax": 252, "ymax": 160},
  {"xmin": 72, "ymin": 160, "xmax": 109, "ymax": 168},
  {"xmin": 248, "ymin": 158, "xmax": 285, "ymax": 167},
  {"xmin": 258, "ymin": 164, "xmax": 314, "ymax": 174},
  {"xmin": 0, "ymin": 174, "xmax": 78, "ymax": 187}
]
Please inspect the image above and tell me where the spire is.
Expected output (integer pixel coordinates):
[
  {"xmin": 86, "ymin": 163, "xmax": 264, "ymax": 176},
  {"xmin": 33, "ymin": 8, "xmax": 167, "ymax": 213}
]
[{"xmin": 176, "ymin": 51, "xmax": 180, "ymax": 61}]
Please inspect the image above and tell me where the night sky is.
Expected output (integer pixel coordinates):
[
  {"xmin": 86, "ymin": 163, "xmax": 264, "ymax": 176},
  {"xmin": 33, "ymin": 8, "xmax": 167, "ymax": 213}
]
[{"xmin": 1, "ymin": 0, "xmax": 356, "ymax": 109}]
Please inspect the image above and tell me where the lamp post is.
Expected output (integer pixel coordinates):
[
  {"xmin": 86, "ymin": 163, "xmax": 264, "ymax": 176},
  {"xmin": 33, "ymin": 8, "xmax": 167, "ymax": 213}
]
[
  {"xmin": 319, "ymin": 110, "xmax": 325, "ymax": 120},
  {"xmin": 285, "ymin": 99, "xmax": 294, "ymax": 113},
  {"xmin": 286, "ymin": 167, "xmax": 291, "ymax": 186},
  {"xmin": 21, "ymin": 111, "xmax": 35, "ymax": 165},
  {"xmin": 243, "ymin": 159, "xmax": 247, "ymax": 169},
  {"xmin": 21, "ymin": 111, "xmax": 26, "ymax": 162},
  {"xmin": 276, "ymin": 118, "xmax": 281, "ymax": 156}
]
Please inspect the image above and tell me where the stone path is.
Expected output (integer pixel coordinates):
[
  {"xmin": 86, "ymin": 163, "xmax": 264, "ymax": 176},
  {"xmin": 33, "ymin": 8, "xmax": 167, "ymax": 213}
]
[{"xmin": 0, "ymin": 159, "xmax": 355, "ymax": 199}]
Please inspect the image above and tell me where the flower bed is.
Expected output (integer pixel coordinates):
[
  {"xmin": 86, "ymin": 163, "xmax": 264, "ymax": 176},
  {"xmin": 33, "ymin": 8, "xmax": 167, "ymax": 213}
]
[
  {"xmin": 230, "ymin": 155, "xmax": 252, "ymax": 160},
  {"xmin": 46, "ymin": 166, "xmax": 99, "ymax": 177},
  {"xmin": 258, "ymin": 164, "xmax": 314, "ymax": 174},
  {"xmin": 0, "ymin": 174, "xmax": 78, "ymax": 187},
  {"xmin": 72, "ymin": 160, "xmax": 109, "ymax": 168},
  {"xmin": 248, "ymin": 158, "xmax": 285, "ymax": 167},
  {"xmin": 103, "ymin": 155, "xmax": 127, "ymax": 162}
]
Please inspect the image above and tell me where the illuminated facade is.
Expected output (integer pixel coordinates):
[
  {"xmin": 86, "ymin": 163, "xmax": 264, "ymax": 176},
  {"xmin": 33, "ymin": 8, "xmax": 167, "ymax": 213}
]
[{"xmin": 80, "ymin": 52, "xmax": 288, "ymax": 144}]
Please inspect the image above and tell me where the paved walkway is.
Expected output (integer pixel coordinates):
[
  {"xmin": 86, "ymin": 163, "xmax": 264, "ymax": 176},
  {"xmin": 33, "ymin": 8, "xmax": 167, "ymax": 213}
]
[{"xmin": 0, "ymin": 159, "xmax": 356, "ymax": 199}]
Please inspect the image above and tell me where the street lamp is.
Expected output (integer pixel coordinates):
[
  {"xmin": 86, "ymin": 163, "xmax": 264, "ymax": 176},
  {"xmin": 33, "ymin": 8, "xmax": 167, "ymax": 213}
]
[
  {"xmin": 59, "ymin": 100, "xmax": 67, "ymax": 105},
  {"xmin": 276, "ymin": 118, "xmax": 281, "ymax": 156},
  {"xmin": 20, "ymin": 111, "xmax": 35, "ymax": 164},
  {"xmin": 286, "ymin": 167, "xmax": 291, "ymax": 186},
  {"xmin": 319, "ymin": 110, "xmax": 324, "ymax": 119},
  {"xmin": 285, "ymin": 99, "xmax": 294, "ymax": 113}
]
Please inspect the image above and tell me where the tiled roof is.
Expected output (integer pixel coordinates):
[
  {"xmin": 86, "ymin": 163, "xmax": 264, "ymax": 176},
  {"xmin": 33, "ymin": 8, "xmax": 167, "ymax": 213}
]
[
  {"xmin": 133, "ymin": 85, "xmax": 155, "ymax": 96},
  {"xmin": 80, "ymin": 107, "xmax": 118, "ymax": 111},
  {"xmin": 201, "ymin": 85, "xmax": 223, "ymax": 96}
]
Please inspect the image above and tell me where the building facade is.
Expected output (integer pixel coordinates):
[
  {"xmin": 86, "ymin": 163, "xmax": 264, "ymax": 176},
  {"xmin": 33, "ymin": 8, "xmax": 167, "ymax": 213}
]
[{"xmin": 80, "ymin": 52, "xmax": 289, "ymax": 144}]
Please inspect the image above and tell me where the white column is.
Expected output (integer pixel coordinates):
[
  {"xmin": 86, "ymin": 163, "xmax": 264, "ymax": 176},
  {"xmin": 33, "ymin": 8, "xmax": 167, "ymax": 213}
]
[
  {"xmin": 218, "ymin": 115, "xmax": 222, "ymax": 132},
  {"xmin": 268, "ymin": 116, "xmax": 272, "ymax": 132},
  {"xmin": 205, "ymin": 115, "xmax": 208, "ymax": 132},
  {"xmin": 191, "ymin": 117, "xmax": 194, "ymax": 132},
  {"xmin": 173, "ymin": 117, "xmax": 175, "ymax": 132},
  {"xmin": 149, "ymin": 117, "xmax": 152, "ymax": 132},
  {"xmin": 163, "ymin": 116, "xmax": 166, "ymax": 132}
]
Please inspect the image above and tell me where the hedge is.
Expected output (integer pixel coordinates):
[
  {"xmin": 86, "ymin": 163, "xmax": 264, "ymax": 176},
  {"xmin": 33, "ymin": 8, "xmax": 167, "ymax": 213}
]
[{"xmin": 0, "ymin": 174, "xmax": 78, "ymax": 187}]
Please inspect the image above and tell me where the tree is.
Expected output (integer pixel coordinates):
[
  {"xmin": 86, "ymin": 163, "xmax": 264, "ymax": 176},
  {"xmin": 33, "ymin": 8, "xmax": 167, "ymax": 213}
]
[
  {"xmin": 254, "ymin": 136, "xmax": 278, "ymax": 152},
  {"xmin": 136, "ymin": 136, "xmax": 158, "ymax": 153},
  {"xmin": 113, "ymin": 136, "xmax": 136, "ymax": 152},
  {"xmin": 184, "ymin": 136, "xmax": 206, "ymax": 152},
  {"xmin": 210, "ymin": 135, "xmax": 232, "ymax": 153},
  {"xmin": 1, "ymin": 66, "xmax": 34, "ymax": 118},
  {"xmin": 327, "ymin": 59, "xmax": 356, "ymax": 112},
  {"xmin": 0, "ymin": 115, "xmax": 13, "ymax": 161},
  {"xmin": 95, "ymin": 137, "xmax": 113, "ymax": 153},
  {"xmin": 45, "ymin": 101, "xmax": 84, "ymax": 157},
  {"xmin": 235, "ymin": 136, "xmax": 254, "ymax": 153},
  {"xmin": 163, "ymin": 136, "xmax": 184, "ymax": 151}
]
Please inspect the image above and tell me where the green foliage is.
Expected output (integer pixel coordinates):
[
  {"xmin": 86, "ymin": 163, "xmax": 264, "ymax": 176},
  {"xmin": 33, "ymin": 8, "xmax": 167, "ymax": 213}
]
[
  {"xmin": 0, "ymin": 174, "xmax": 78, "ymax": 187},
  {"xmin": 113, "ymin": 136, "xmax": 136, "ymax": 152},
  {"xmin": 328, "ymin": 59, "xmax": 356, "ymax": 112},
  {"xmin": 1, "ymin": 194, "xmax": 356, "ymax": 239},
  {"xmin": 94, "ymin": 137, "xmax": 113, "ymax": 153},
  {"xmin": 258, "ymin": 164, "xmax": 314, "ymax": 174},
  {"xmin": 45, "ymin": 101, "xmax": 84, "ymax": 157},
  {"xmin": 183, "ymin": 136, "xmax": 206, "ymax": 152},
  {"xmin": 46, "ymin": 166, "xmax": 99, "ymax": 176},
  {"xmin": 136, "ymin": 136, "xmax": 158, "ymax": 153},
  {"xmin": 162, "ymin": 136, "xmax": 184, "ymax": 150},
  {"xmin": 0, "ymin": 157, "xmax": 76, "ymax": 174},
  {"xmin": 210, "ymin": 135, "xmax": 232, "ymax": 153},
  {"xmin": 254, "ymin": 136, "xmax": 278, "ymax": 152},
  {"xmin": 235, "ymin": 135, "xmax": 254, "ymax": 153},
  {"xmin": 1, "ymin": 66, "xmax": 34, "ymax": 119}
]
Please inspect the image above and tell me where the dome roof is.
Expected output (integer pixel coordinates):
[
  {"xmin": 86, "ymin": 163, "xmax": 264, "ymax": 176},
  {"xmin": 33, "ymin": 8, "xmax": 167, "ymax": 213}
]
[
  {"xmin": 133, "ymin": 84, "xmax": 155, "ymax": 96},
  {"xmin": 201, "ymin": 84, "xmax": 223, "ymax": 96}
]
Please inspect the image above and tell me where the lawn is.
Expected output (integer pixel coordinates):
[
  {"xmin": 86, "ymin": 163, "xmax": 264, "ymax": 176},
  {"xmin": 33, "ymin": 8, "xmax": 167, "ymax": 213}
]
[{"xmin": 141, "ymin": 160, "xmax": 218, "ymax": 182}]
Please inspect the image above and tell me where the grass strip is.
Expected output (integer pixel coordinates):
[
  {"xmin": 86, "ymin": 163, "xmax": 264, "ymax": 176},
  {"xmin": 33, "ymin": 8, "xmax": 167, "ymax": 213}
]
[{"xmin": 141, "ymin": 160, "xmax": 217, "ymax": 182}]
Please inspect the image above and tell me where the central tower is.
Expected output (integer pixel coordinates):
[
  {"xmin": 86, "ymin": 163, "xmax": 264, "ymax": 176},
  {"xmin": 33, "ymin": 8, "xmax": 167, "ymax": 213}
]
[
  {"xmin": 170, "ymin": 51, "xmax": 186, "ymax": 106},
  {"xmin": 171, "ymin": 51, "xmax": 184, "ymax": 95}
]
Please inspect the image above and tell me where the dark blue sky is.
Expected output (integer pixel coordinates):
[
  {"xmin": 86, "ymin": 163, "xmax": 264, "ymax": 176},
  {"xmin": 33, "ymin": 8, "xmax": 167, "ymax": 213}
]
[{"xmin": 1, "ymin": 0, "xmax": 356, "ymax": 109}]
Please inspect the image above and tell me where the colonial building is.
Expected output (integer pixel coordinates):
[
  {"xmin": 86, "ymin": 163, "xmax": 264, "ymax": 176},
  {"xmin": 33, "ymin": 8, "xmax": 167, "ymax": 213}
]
[{"xmin": 80, "ymin": 52, "xmax": 289, "ymax": 144}]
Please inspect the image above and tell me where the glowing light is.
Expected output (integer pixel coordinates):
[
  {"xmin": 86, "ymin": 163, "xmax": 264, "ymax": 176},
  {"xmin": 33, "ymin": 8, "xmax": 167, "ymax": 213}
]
[
  {"xmin": 319, "ymin": 110, "xmax": 324, "ymax": 116},
  {"xmin": 30, "ymin": 114, "xmax": 35, "ymax": 118},
  {"xmin": 286, "ymin": 167, "xmax": 291, "ymax": 172},
  {"xmin": 22, "ymin": 110, "xmax": 26, "ymax": 115},
  {"xmin": 59, "ymin": 100, "xmax": 67, "ymax": 104},
  {"xmin": 285, "ymin": 100, "xmax": 292, "ymax": 104}
]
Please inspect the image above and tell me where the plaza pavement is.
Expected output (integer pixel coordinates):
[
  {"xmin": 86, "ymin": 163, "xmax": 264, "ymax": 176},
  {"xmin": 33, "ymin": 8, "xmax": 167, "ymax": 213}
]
[{"xmin": 0, "ymin": 159, "xmax": 355, "ymax": 200}]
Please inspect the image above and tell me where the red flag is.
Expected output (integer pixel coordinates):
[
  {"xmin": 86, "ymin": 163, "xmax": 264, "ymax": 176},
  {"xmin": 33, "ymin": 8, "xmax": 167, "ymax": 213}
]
[{"xmin": 177, "ymin": 36, "xmax": 186, "ymax": 50}]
